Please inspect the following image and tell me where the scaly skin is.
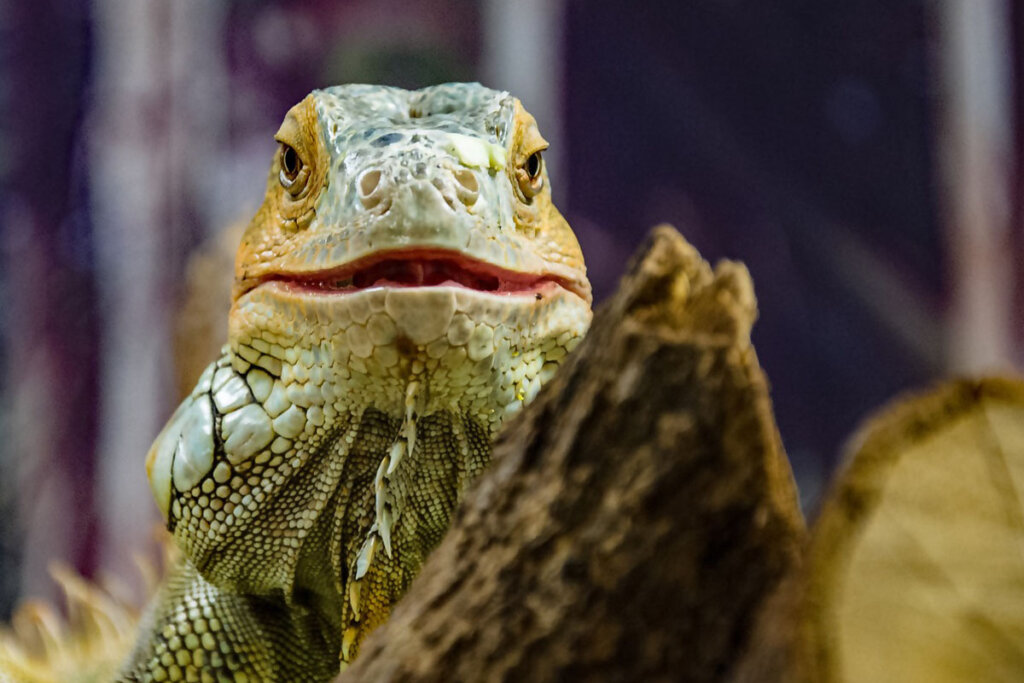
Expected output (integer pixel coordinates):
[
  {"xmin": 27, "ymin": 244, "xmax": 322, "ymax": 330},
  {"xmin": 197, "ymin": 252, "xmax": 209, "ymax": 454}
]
[{"xmin": 119, "ymin": 83, "xmax": 592, "ymax": 681}]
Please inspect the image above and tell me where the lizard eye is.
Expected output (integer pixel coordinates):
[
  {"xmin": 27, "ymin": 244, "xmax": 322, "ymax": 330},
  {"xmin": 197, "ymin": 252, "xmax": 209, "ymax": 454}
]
[
  {"xmin": 518, "ymin": 151, "xmax": 544, "ymax": 199},
  {"xmin": 279, "ymin": 143, "xmax": 307, "ymax": 194},
  {"xmin": 525, "ymin": 151, "xmax": 542, "ymax": 180}
]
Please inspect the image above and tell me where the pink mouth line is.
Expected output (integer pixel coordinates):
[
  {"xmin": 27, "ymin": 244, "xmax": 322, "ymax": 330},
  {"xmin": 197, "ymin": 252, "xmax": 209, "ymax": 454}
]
[{"xmin": 257, "ymin": 248, "xmax": 586, "ymax": 299}]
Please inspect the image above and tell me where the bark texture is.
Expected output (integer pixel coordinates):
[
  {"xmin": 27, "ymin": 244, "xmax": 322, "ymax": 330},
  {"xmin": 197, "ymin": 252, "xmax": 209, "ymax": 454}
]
[{"xmin": 339, "ymin": 225, "xmax": 805, "ymax": 682}]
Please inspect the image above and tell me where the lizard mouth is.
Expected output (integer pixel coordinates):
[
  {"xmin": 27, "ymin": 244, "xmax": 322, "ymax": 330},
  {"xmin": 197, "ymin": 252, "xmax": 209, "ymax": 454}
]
[{"xmin": 254, "ymin": 248, "xmax": 588, "ymax": 300}]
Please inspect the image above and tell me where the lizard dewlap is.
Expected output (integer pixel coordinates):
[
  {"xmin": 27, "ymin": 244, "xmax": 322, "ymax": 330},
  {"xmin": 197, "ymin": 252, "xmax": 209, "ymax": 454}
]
[{"xmin": 127, "ymin": 83, "xmax": 592, "ymax": 681}]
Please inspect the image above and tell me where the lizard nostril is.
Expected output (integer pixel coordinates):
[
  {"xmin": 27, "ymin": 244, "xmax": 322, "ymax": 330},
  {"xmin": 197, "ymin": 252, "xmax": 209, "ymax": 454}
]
[
  {"xmin": 359, "ymin": 170, "xmax": 382, "ymax": 196},
  {"xmin": 358, "ymin": 170, "xmax": 383, "ymax": 209},
  {"xmin": 454, "ymin": 170, "xmax": 478, "ymax": 193},
  {"xmin": 453, "ymin": 170, "xmax": 479, "ymax": 206}
]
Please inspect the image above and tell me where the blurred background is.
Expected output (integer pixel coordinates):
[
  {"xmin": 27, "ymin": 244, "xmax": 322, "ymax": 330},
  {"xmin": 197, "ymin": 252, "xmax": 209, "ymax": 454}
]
[{"xmin": 1, "ymin": 0, "xmax": 1022, "ymax": 618}]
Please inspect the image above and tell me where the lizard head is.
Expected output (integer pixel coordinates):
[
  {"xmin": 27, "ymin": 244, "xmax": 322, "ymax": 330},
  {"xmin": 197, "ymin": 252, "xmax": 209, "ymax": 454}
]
[
  {"xmin": 220, "ymin": 82, "xmax": 592, "ymax": 426},
  {"xmin": 146, "ymin": 84, "xmax": 591, "ymax": 658},
  {"xmin": 233, "ymin": 83, "xmax": 590, "ymax": 307}
]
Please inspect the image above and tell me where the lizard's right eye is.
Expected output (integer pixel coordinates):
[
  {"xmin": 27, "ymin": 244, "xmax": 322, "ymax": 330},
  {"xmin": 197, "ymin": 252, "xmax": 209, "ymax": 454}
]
[{"xmin": 279, "ymin": 143, "xmax": 305, "ymax": 192}]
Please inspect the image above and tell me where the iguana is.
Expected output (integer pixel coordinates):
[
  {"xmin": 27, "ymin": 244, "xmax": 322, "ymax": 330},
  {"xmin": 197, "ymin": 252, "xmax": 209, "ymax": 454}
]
[{"xmin": 0, "ymin": 83, "xmax": 592, "ymax": 682}]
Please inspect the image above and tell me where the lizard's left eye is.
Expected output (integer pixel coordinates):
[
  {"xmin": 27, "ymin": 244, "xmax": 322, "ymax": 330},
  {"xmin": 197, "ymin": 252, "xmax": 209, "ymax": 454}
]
[
  {"xmin": 517, "ymin": 151, "xmax": 544, "ymax": 199},
  {"xmin": 279, "ymin": 143, "xmax": 307, "ymax": 194}
]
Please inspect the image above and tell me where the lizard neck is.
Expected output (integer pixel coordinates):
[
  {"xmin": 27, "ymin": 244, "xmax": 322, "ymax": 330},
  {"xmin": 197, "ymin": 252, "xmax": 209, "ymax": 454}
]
[
  {"xmin": 155, "ymin": 284, "xmax": 588, "ymax": 661},
  {"xmin": 290, "ymin": 405, "xmax": 493, "ymax": 649}
]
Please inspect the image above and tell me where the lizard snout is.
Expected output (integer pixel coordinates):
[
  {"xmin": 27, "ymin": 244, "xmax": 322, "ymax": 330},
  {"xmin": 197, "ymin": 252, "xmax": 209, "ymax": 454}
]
[{"xmin": 355, "ymin": 161, "xmax": 482, "ymax": 216}]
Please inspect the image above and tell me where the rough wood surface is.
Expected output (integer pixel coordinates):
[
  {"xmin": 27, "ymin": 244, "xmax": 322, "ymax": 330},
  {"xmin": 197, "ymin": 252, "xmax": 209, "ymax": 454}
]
[{"xmin": 338, "ymin": 225, "xmax": 805, "ymax": 682}]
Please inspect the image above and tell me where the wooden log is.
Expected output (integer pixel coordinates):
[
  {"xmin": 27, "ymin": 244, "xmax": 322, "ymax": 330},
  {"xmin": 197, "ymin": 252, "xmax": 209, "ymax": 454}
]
[
  {"xmin": 339, "ymin": 226, "xmax": 805, "ymax": 682},
  {"xmin": 736, "ymin": 376, "xmax": 1024, "ymax": 683}
]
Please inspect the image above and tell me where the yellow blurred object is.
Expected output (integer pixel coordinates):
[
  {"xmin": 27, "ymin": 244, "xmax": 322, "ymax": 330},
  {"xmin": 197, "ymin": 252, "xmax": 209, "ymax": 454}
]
[
  {"xmin": 797, "ymin": 377, "xmax": 1024, "ymax": 682},
  {"xmin": 0, "ymin": 534, "xmax": 175, "ymax": 683}
]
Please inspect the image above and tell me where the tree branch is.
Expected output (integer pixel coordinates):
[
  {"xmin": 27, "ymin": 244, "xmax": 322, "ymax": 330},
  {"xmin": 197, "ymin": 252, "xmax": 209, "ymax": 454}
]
[{"xmin": 340, "ymin": 225, "xmax": 805, "ymax": 682}]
